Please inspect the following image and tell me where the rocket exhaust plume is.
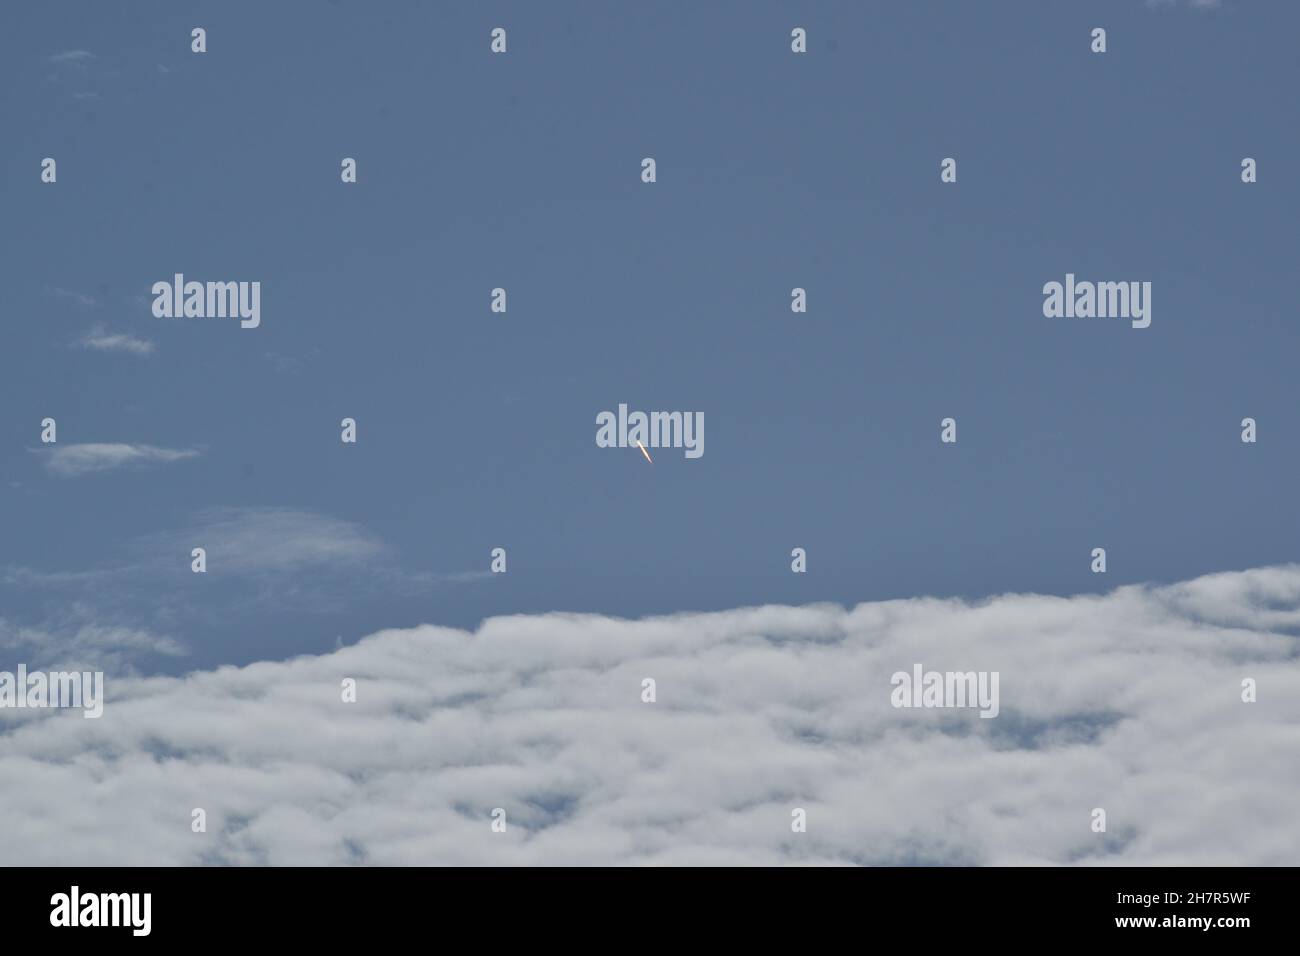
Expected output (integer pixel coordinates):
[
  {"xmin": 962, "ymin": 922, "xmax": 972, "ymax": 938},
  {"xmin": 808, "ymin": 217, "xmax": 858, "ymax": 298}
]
[{"xmin": 636, "ymin": 440, "xmax": 653, "ymax": 463}]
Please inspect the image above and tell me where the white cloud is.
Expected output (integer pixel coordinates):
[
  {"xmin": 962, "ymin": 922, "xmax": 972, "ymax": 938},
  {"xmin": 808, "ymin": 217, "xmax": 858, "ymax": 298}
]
[
  {"xmin": 0, "ymin": 564, "xmax": 1296, "ymax": 866},
  {"xmin": 48, "ymin": 50, "xmax": 95, "ymax": 65},
  {"xmin": 1, "ymin": 508, "xmax": 485, "ymax": 638},
  {"xmin": 0, "ymin": 607, "xmax": 182, "ymax": 675},
  {"xmin": 51, "ymin": 287, "xmax": 98, "ymax": 307},
  {"xmin": 75, "ymin": 325, "xmax": 155, "ymax": 355},
  {"xmin": 145, "ymin": 507, "xmax": 386, "ymax": 576},
  {"xmin": 38, "ymin": 443, "xmax": 199, "ymax": 477}
]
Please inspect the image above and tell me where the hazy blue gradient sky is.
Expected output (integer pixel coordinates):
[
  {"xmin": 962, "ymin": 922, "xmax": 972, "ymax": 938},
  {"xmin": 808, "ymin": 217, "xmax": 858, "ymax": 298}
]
[{"xmin": 3, "ymin": 0, "xmax": 1298, "ymax": 675}]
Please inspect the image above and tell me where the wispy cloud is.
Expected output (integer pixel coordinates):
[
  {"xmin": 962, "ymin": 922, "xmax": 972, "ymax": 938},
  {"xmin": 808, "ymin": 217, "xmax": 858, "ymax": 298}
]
[
  {"xmin": 1, "ymin": 508, "xmax": 489, "ymax": 659},
  {"xmin": 0, "ymin": 606, "xmax": 182, "ymax": 675},
  {"xmin": 4, "ymin": 508, "xmax": 384, "ymax": 583},
  {"xmin": 46, "ymin": 51, "xmax": 105, "ymax": 102},
  {"xmin": 48, "ymin": 50, "xmax": 96, "ymax": 65},
  {"xmin": 37, "ymin": 443, "xmax": 200, "ymax": 477},
  {"xmin": 137, "ymin": 506, "xmax": 488, "ymax": 606},
  {"xmin": 0, "ymin": 564, "xmax": 1296, "ymax": 865},
  {"xmin": 75, "ymin": 325, "xmax": 155, "ymax": 356},
  {"xmin": 144, "ymin": 507, "xmax": 387, "ymax": 576},
  {"xmin": 263, "ymin": 352, "xmax": 304, "ymax": 374},
  {"xmin": 51, "ymin": 287, "xmax": 98, "ymax": 307},
  {"xmin": 1146, "ymin": 0, "xmax": 1222, "ymax": 8}
]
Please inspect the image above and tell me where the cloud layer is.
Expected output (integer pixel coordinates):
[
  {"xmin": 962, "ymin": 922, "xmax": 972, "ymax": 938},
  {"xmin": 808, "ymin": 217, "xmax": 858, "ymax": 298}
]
[
  {"xmin": 38, "ymin": 443, "xmax": 199, "ymax": 477},
  {"xmin": 1, "ymin": 564, "xmax": 1297, "ymax": 866}
]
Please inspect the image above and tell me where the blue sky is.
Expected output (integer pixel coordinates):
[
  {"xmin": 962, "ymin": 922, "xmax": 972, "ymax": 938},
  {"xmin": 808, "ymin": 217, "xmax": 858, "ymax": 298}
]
[{"xmin": 3, "ymin": 0, "xmax": 1298, "ymax": 676}]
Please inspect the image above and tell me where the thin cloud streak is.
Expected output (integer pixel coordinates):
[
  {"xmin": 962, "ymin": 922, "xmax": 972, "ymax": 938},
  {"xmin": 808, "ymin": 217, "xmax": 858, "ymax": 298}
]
[
  {"xmin": 75, "ymin": 325, "xmax": 155, "ymax": 355},
  {"xmin": 37, "ymin": 443, "xmax": 200, "ymax": 477},
  {"xmin": 51, "ymin": 287, "xmax": 98, "ymax": 307},
  {"xmin": 48, "ymin": 50, "xmax": 96, "ymax": 65}
]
